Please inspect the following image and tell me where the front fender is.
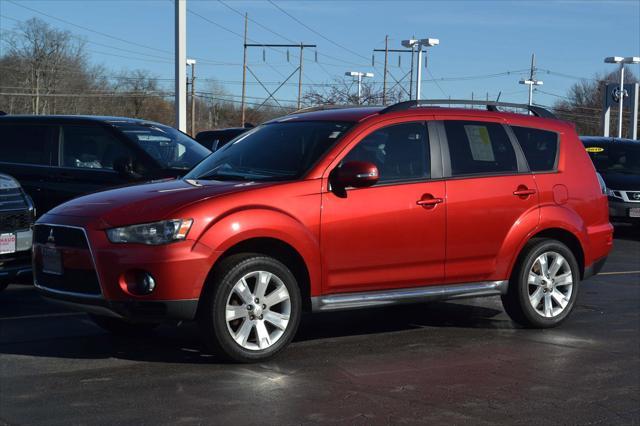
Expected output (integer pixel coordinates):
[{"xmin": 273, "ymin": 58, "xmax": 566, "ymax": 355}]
[{"xmin": 196, "ymin": 207, "xmax": 322, "ymax": 296}]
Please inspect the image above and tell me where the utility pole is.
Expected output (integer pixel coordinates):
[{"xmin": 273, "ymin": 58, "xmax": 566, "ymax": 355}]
[
  {"xmin": 187, "ymin": 59, "xmax": 196, "ymax": 136},
  {"xmin": 519, "ymin": 53, "xmax": 543, "ymax": 110},
  {"xmin": 345, "ymin": 71, "xmax": 374, "ymax": 105},
  {"xmin": 297, "ymin": 43, "xmax": 304, "ymax": 110},
  {"xmin": 383, "ymin": 35, "xmax": 388, "ymax": 105},
  {"xmin": 174, "ymin": 0, "xmax": 187, "ymax": 132},
  {"xmin": 241, "ymin": 13, "xmax": 248, "ymax": 127}
]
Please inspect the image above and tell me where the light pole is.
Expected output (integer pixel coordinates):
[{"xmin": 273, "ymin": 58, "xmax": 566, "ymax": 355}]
[
  {"xmin": 520, "ymin": 79, "xmax": 543, "ymax": 107},
  {"xmin": 174, "ymin": 0, "xmax": 187, "ymax": 132},
  {"xmin": 402, "ymin": 38, "xmax": 439, "ymax": 100},
  {"xmin": 605, "ymin": 56, "xmax": 640, "ymax": 138},
  {"xmin": 187, "ymin": 58, "xmax": 196, "ymax": 136},
  {"xmin": 345, "ymin": 71, "xmax": 374, "ymax": 105}
]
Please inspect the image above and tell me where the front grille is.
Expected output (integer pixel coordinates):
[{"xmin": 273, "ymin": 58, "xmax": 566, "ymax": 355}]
[
  {"xmin": 34, "ymin": 224, "xmax": 101, "ymax": 296},
  {"xmin": 34, "ymin": 225, "xmax": 88, "ymax": 248},
  {"xmin": 0, "ymin": 188, "xmax": 27, "ymax": 211},
  {"xmin": 0, "ymin": 250, "xmax": 31, "ymax": 268},
  {"xmin": 0, "ymin": 210, "xmax": 32, "ymax": 233},
  {"xmin": 625, "ymin": 191, "xmax": 640, "ymax": 202}
]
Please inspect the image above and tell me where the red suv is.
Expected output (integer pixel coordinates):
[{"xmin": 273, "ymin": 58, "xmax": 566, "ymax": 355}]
[{"xmin": 34, "ymin": 100, "xmax": 613, "ymax": 362}]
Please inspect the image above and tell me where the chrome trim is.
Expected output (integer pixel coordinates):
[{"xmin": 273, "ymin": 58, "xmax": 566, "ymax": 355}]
[
  {"xmin": 33, "ymin": 223, "xmax": 105, "ymax": 300},
  {"xmin": 311, "ymin": 280, "xmax": 508, "ymax": 312},
  {"xmin": 618, "ymin": 190, "xmax": 640, "ymax": 203}
]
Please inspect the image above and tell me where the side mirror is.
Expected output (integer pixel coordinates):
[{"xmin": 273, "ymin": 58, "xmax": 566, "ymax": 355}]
[{"xmin": 330, "ymin": 161, "xmax": 379, "ymax": 192}]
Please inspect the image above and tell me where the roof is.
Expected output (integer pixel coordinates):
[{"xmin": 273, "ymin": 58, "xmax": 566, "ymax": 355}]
[
  {"xmin": 581, "ymin": 136, "xmax": 640, "ymax": 145},
  {"xmin": 0, "ymin": 114, "xmax": 161, "ymax": 126}
]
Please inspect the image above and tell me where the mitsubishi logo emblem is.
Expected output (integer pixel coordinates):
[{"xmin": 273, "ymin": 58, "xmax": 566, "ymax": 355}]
[{"xmin": 47, "ymin": 229, "xmax": 55, "ymax": 244}]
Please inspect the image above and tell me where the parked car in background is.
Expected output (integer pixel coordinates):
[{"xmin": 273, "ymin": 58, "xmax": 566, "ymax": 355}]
[
  {"xmin": 0, "ymin": 174, "xmax": 35, "ymax": 292},
  {"xmin": 581, "ymin": 136, "xmax": 640, "ymax": 227},
  {"xmin": 0, "ymin": 115, "xmax": 211, "ymax": 215},
  {"xmin": 195, "ymin": 126, "xmax": 252, "ymax": 151},
  {"xmin": 33, "ymin": 100, "xmax": 612, "ymax": 362}
]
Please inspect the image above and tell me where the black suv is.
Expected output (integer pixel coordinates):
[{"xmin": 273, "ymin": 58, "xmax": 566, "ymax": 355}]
[
  {"xmin": 0, "ymin": 173, "xmax": 35, "ymax": 292},
  {"xmin": 581, "ymin": 136, "xmax": 640, "ymax": 227},
  {"xmin": 0, "ymin": 116, "xmax": 211, "ymax": 215}
]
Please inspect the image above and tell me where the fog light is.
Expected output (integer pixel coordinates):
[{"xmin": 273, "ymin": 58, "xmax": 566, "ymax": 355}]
[{"xmin": 121, "ymin": 270, "xmax": 156, "ymax": 295}]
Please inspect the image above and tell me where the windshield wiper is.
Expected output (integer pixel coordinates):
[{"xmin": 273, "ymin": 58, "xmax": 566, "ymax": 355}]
[{"xmin": 197, "ymin": 172, "xmax": 252, "ymax": 181}]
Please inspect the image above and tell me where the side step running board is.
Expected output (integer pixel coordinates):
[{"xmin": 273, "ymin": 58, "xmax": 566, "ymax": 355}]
[{"xmin": 311, "ymin": 280, "xmax": 508, "ymax": 312}]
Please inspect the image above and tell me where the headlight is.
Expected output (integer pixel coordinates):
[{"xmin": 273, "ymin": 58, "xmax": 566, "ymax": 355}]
[
  {"xmin": 0, "ymin": 174, "xmax": 21, "ymax": 190},
  {"xmin": 106, "ymin": 219, "xmax": 193, "ymax": 245}
]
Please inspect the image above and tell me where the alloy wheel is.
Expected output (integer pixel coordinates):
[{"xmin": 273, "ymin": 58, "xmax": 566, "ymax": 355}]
[{"xmin": 527, "ymin": 251, "xmax": 574, "ymax": 318}]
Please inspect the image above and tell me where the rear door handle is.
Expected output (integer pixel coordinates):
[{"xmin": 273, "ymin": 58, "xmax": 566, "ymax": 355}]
[{"xmin": 416, "ymin": 196, "xmax": 444, "ymax": 207}]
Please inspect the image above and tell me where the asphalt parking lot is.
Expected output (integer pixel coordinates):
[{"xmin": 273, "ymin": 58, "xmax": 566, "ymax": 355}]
[{"xmin": 0, "ymin": 227, "xmax": 638, "ymax": 425}]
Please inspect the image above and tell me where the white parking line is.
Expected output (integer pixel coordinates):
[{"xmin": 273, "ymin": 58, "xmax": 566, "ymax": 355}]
[
  {"xmin": 0, "ymin": 312, "xmax": 84, "ymax": 321},
  {"xmin": 598, "ymin": 271, "xmax": 640, "ymax": 276}
]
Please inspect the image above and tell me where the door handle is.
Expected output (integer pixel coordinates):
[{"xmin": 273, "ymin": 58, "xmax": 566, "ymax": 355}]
[
  {"xmin": 513, "ymin": 187, "xmax": 536, "ymax": 196},
  {"xmin": 416, "ymin": 196, "xmax": 443, "ymax": 207}
]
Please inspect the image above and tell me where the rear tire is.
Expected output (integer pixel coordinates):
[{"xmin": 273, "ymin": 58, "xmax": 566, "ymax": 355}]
[
  {"xmin": 198, "ymin": 253, "xmax": 301, "ymax": 363},
  {"xmin": 502, "ymin": 238, "xmax": 580, "ymax": 328},
  {"xmin": 89, "ymin": 314, "xmax": 158, "ymax": 336}
]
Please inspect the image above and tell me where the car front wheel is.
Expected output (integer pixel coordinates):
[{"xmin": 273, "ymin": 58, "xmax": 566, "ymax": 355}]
[
  {"xmin": 502, "ymin": 238, "xmax": 580, "ymax": 328},
  {"xmin": 198, "ymin": 254, "xmax": 301, "ymax": 363}
]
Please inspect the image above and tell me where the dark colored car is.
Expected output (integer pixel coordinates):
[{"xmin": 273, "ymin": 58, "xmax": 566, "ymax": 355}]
[
  {"xmin": 195, "ymin": 127, "xmax": 252, "ymax": 151},
  {"xmin": 581, "ymin": 136, "xmax": 640, "ymax": 227},
  {"xmin": 0, "ymin": 115, "xmax": 211, "ymax": 215},
  {"xmin": 0, "ymin": 174, "xmax": 35, "ymax": 292},
  {"xmin": 34, "ymin": 100, "xmax": 612, "ymax": 362}
]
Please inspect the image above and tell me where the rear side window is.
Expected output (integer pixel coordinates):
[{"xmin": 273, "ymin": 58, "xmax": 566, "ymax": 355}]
[
  {"xmin": 60, "ymin": 125, "xmax": 134, "ymax": 170},
  {"xmin": 343, "ymin": 121, "xmax": 430, "ymax": 183},
  {"xmin": 443, "ymin": 121, "xmax": 517, "ymax": 176},
  {"xmin": 511, "ymin": 126, "xmax": 558, "ymax": 172},
  {"xmin": 0, "ymin": 124, "xmax": 52, "ymax": 165}
]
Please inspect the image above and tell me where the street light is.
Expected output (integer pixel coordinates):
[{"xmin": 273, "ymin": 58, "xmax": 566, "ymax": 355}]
[
  {"xmin": 401, "ymin": 38, "xmax": 439, "ymax": 100},
  {"xmin": 604, "ymin": 56, "xmax": 640, "ymax": 138},
  {"xmin": 519, "ymin": 79, "xmax": 543, "ymax": 107},
  {"xmin": 345, "ymin": 71, "xmax": 374, "ymax": 105}
]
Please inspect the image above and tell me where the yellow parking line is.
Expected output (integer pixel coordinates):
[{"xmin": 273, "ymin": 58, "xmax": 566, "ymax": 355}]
[{"xmin": 599, "ymin": 271, "xmax": 640, "ymax": 276}]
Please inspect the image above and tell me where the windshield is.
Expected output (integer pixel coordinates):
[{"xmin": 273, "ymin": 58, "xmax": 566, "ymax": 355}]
[
  {"xmin": 586, "ymin": 144, "xmax": 640, "ymax": 174},
  {"xmin": 185, "ymin": 121, "xmax": 353, "ymax": 182},
  {"xmin": 115, "ymin": 122, "xmax": 211, "ymax": 170}
]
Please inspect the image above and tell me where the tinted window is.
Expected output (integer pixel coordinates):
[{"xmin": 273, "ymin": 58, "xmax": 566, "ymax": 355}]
[
  {"xmin": 0, "ymin": 124, "xmax": 51, "ymax": 165},
  {"xmin": 512, "ymin": 126, "xmax": 558, "ymax": 171},
  {"xmin": 585, "ymin": 143, "xmax": 640, "ymax": 174},
  {"xmin": 186, "ymin": 121, "xmax": 352, "ymax": 181},
  {"xmin": 343, "ymin": 122, "xmax": 430, "ymax": 183},
  {"xmin": 60, "ymin": 125, "xmax": 134, "ymax": 170},
  {"xmin": 115, "ymin": 123, "xmax": 210, "ymax": 170},
  {"xmin": 444, "ymin": 121, "xmax": 517, "ymax": 176}
]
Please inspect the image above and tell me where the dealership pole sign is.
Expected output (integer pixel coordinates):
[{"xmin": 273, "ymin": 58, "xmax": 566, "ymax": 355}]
[{"xmin": 601, "ymin": 82, "xmax": 639, "ymax": 140}]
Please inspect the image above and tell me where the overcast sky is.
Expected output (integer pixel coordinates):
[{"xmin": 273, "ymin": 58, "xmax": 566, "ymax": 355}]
[{"xmin": 1, "ymin": 0, "xmax": 639, "ymax": 107}]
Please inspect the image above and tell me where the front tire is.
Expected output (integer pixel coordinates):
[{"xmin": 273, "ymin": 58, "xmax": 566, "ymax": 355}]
[
  {"xmin": 198, "ymin": 254, "xmax": 301, "ymax": 363},
  {"xmin": 502, "ymin": 238, "xmax": 580, "ymax": 328}
]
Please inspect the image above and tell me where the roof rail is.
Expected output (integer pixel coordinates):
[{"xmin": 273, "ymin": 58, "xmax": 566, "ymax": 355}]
[
  {"xmin": 286, "ymin": 104, "xmax": 368, "ymax": 115},
  {"xmin": 379, "ymin": 99, "xmax": 556, "ymax": 119}
]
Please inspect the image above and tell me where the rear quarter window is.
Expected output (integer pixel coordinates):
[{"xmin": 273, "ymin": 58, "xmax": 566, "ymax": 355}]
[
  {"xmin": 511, "ymin": 126, "xmax": 559, "ymax": 172},
  {"xmin": 0, "ymin": 124, "xmax": 53, "ymax": 165}
]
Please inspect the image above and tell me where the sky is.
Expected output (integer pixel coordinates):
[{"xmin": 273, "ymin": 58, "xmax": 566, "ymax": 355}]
[{"xmin": 1, "ymin": 0, "xmax": 639, "ymax": 108}]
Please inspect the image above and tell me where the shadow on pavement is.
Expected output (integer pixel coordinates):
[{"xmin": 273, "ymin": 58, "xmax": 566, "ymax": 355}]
[
  {"xmin": 0, "ymin": 286, "xmax": 505, "ymax": 364},
  {"xmin": 613, "ymin": 222, "xmax": 640, "ymax": 241}
]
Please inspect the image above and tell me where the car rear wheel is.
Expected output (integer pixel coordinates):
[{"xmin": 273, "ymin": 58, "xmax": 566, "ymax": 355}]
[
  {"xmin": 502, "ymin": 238, "xmax": 579, "ymax": 328},
  {"xmin": 89, "ymin": 314, "xmax": 158, "ymax": 336},
  {"xmin": 198, "ymin": 254, "xmax": 301, "ymax": 363}
]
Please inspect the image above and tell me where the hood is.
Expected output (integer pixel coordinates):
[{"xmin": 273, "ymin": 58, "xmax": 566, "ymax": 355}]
[
  {"xmin": 45, "ymin": 178, "xmax": 271, "ymax": 227},
  {"xmin": 600, "ymin": 172, "xmax": 640, "ymax": 190}
]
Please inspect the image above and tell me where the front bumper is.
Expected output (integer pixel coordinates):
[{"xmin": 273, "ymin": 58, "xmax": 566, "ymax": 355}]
[
  {"xmin": 608, "ymin": 198, "xmax": 640, "ymax": 223},
  {"xmin": 0, "ymin": 250, "xmax": 32, "ymax": 284},
  {"xmin": 38, "ymin": 288, "xmax": 199, "ymax": 322},
  {"xmin": 33, "ymin": 218, "xmax": 217, "ymax": 322}
]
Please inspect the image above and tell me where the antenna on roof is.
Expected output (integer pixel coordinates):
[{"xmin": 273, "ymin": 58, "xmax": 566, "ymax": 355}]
[{"xmin": 496, "ymin": 91, "xmax": 502, "ymax": 102}]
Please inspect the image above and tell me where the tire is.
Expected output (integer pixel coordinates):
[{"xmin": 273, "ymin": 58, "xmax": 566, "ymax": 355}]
[
  {"xmin": 501, "ymin": 238, "xmax": 580, "ymax": 328},
  {"xmin": 198, "ymin": 253, "xmax": 302, "ymax": 363},
  {"xmin": 89, "ymin": 314, "xmax": 158, "ymax": 336}
]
